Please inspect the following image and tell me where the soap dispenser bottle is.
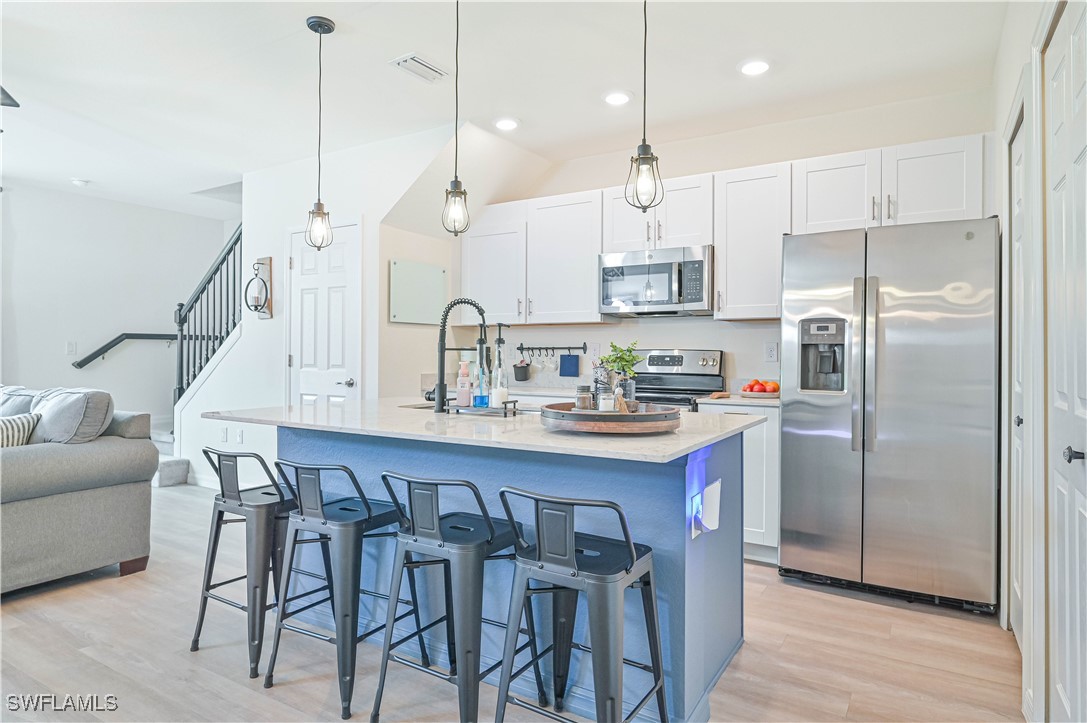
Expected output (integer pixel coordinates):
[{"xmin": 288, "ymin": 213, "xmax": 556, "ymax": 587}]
[{"xmin": 456, "ymin": 361, "xmax": 472, "ymax": 407}]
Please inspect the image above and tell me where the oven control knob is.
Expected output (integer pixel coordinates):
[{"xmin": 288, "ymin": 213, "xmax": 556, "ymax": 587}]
[
  {"xmin": 709, "ymin": 357, "xmax": 719, "ymax": 367},
  {"xmin": 699, "ymin": 357, "xmax": 707, "ymax": 366}
]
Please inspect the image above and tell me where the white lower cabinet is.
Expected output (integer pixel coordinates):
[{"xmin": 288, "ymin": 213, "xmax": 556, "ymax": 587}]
[{"xmin": 699, "ymin": 403, "xmax": 781, "ymax": 562}]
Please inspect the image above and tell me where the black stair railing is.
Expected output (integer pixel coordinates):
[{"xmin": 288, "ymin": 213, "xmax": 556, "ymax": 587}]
[{"xmin": 174, "ymin": 224, "xmax": 242, "ymax": 401}]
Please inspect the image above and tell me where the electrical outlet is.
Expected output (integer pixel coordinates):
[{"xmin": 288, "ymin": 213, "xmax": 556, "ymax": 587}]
[
  {"xmin": 763, "ymin": 342, "xmax": 779, "ymax": 363},
  {"xmin": 220, "ymin": 427, "xmax": 228, "ymax": 443},
  {"xmin": 236, "ymin": 429, "xmax": 244, "ymax": 444},
  {"xmin": 587, "ymin": 342, "xmax": 601, "ymax": 362},
  {"xmin": 65, "ymin": 341, "xmax": 77, "ymax": 356}
]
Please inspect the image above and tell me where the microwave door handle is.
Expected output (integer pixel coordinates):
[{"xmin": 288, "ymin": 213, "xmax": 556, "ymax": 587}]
[
  {"xmin": 672, "ymin": 262, "xmax": 682, "ymax": 303},
  {"xmin": 864, "ymin": 276, "xmax": 879, "ymax": 452},
  {"xmin": 851, "ymin": 276, "xmax": 864, "ymax": 452}
]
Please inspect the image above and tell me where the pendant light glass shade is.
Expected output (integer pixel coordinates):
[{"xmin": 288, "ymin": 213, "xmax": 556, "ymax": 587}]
[
  {"xmin": 305, "ymin": 16, "xmax": 335, "ymax": 251},
  {"xmin": 442, "ymin": 0, "xmax": 471, "ymax": 237},
  {"xmin": 624, "ymin": 0, "xmax": 664, "ymax": 213},
  {"xmin": 442, "ymin": 179, "xmax": 470, "ymax": 236}
]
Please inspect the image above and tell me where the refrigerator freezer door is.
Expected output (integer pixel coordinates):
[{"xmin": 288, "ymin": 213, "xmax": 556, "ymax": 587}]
[
  {"xmin": 861, "ymin": 218, "xmax": 999, "ymax": 603},
  {"xmin": 780, "ymin": 229, "xmax": 866, "ymax": 580}
]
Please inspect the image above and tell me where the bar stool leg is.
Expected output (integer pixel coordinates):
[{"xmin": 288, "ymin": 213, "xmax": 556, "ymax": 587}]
[
  {"xmin": 639, "ymin": 570, "xmax": 669, "ymax": 722},
  {"xmin": 447, "ymin": 551, "xmax": 486, "ymax": 723},
  {"xmin": 521, "ymin": 593, "xmax": 550, "ymax": 707},
  {"xmin": 321, "ymin": 537, "xmax": 337, "ymax": 617},
  {"xmin": 263, "ymin": 526, "xmax": 299, "ymax": 690},
  {"xmin": 403, "ymin": 551, "xmax": 431, "ymax": 668},
  {"xmin": 190, "ymin": 506, "xmax": 225, "ymax": 652},
  {"xmin": 494, "ymin": 564, "xmax": 530, "ymax": 723},
  {"xmin": 586, "ymin": 584, "xmax": 626, "ymax": 723},
  {"xmin": 368, "ymin": 541, "xmax": 407, "ymax": 723},
  {"xmin": 270, "ymin": 514, "xmax": 290, "ymax": 606},
  {"xmin": 244, "ymin": 508, "xmax": 276, "ymax": 678},
  {"xmin": 442, "ymin": 560, "xmax": 458, "ymax": 676},
  {"xmin": 551, "ymin": 588, "xmax": 579, "ymax": 711},
  {"xmin": 329, "ymin": 529, "xmax": 364, "ymax": 720}
]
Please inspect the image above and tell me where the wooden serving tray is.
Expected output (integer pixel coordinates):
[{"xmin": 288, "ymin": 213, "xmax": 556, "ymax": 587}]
[{"xmin": 540, "ymin": 402, "xmax": 682, "ymax": 434}]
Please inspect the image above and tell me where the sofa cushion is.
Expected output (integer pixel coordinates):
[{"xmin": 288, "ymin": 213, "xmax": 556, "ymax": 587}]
[
  {"xmin": 0, "ymin": 436, "xmax": 159, "ymax": 503},
  {"xmin": 0, "ymin": 386, "xmax": 38, "ymax": 416},
  {"xmin": 29, "ymin": 388, "xmax": 114, "ymax": 444},
  {"xmin": 103, "ymin": 411, "xmax": 151, "ymax": 440},
  {"xmin": 0, "ymin": 413, "xmax": 40, "ymax": 448}
]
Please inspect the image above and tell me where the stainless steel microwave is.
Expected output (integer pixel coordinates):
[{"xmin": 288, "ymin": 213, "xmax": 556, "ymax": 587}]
[{"xmin": 599, "ymin": 245, "xmax": 714, "ymax": 316}]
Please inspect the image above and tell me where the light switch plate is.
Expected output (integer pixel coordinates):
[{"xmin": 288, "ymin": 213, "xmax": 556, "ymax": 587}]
[
  {"xmin": 236, "ymin": 429, "xmax": 244, "ymax": 444},
  {"xmin": 587, "ymin": 342, "xmax": 601, "ymax": 363},
  {"xmin": 65, "ymin": 341, "xmax": 77, "ymax": 356},
  {"xmin": 763, "ymin": 342, "xmax": 779, "ymax": 363},
  {"xmin": 220, "ymin": 427, "xmax": 228, "ymax": 443}
]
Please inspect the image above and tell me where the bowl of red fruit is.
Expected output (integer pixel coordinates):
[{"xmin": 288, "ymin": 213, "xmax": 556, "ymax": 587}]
[{"xmin": 740, "ymin": 379, "xmax": 780, "ymax": 398}]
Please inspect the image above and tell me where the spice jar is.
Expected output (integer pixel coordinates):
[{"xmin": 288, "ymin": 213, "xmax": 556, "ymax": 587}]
[
  {"xmin": 597, "ymin": 392, "xmax": 616, "ymax": 412},
  {"xmin": 575, "ymin": 385, "xmax": 593, "ymax": 410}
]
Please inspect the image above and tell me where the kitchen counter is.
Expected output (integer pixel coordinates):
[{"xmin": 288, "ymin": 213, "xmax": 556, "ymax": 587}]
[
  {"xmin": 204, "ymin": 397, "xmax": 754, "ymax": 721},
  {"xmin": 203, "ymin": 397, "xmax": 762, "ymax": 464},
  {"xmin": 696, "ymin": 395, "xmax": 780, "ymax": 408}
]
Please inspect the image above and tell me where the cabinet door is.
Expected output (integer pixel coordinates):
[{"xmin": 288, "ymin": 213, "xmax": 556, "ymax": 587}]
[
  {"xmin": 792, "ymin": 149, "xmax": 881, "ymax": 233},
  {"xmin": 526, "ymin": 191, "xmax": 603, "ymax": 324},
  {"xmin": 602, "ymin": 185, "xmax": 653, "ymax": 253},
  {"xmin": 714, "ymin": 163, "xmax": 791, "ymax": 320},
  {"xmin": 700, "ymin": 405, "xmax": 782, "ymax": 550},
  {"xmin": 657, "ymin": 173, "xmax": 714, "ymax": 248},
  {"xmin": 881, "ymin": 135, "xmax": 983, "ymax": 226},
  {"xmin": 460, "ymin": 221, "xmax": 526, "ymax": 325}
]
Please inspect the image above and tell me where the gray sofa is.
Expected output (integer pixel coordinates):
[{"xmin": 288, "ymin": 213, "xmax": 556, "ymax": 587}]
[{"xmin": 0, "ymin": 390, "xmax": 158, "ymax": 594}]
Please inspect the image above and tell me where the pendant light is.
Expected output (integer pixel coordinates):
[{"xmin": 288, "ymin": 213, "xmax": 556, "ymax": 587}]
[
  {"xmin": 441, "ymin": 0, "xmax": 470, "ymax": 236},
  {"xmin": 305, "ymin": 16, "xmax": 335, "ymax": 250},
  {"xmin": 624, "ymin": 0, "xmax": 664, "ymax": 213}
]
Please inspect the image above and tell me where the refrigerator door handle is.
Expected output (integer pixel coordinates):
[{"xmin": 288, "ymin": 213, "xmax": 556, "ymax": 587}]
[
  {"xmin": 865, "ymin": 275, "xmax": 880, "ymax": 451},
  {"xmin": 851, "ymin": 276, "xmax": 865, "ymax": 452}
]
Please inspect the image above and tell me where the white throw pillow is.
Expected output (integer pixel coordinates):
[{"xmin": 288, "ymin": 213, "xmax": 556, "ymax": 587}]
[{"xmin": 0, "ymin": 412, "xmax": 41, "ymax": 447}]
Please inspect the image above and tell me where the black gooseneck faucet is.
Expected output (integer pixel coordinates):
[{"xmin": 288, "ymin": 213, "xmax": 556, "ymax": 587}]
[{"xmin": 434, "ymin": 298, "xmax": 487, "ymax": 413}]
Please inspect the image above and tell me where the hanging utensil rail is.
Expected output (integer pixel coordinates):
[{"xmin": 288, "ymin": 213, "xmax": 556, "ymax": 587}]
[{"xmin": 516, "ymin": 343, "xmax": 588, "ymax": 355}]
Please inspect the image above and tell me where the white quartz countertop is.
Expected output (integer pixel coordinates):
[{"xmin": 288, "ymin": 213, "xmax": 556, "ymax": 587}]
[
  {"xmin": 203, "ymin": 397, "xmax": 764, "ymax": 464},
  {"xmin": 696, "ymin": 395, "xmax": 781, "ymax": 408}
]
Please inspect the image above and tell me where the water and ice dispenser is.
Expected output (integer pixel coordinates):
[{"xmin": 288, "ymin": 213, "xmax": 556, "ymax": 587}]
[{"xmin": 799, "ymin": 318, "xmax": 846, "ymax": 392}]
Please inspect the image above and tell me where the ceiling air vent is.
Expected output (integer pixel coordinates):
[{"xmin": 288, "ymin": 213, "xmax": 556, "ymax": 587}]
[{"xmin": 389, "ymin": 53, "xmax": 448, "ymax": 84}]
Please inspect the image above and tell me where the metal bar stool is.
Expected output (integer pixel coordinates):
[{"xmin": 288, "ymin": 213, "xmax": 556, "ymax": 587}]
[
  {"xmin": 369, "ymin": 471, "xmax": 548, "ymax": 723},
  {"xmin": 494, "ymin": 487, "xmax": 668, "ymax": 723},
  {"xmin": 263, "ymin": 460, "xmax": 430, "ymax": 720},
  {"xmin": 190, "ymin": 448, "xmax": 295, "ymax": 679}
]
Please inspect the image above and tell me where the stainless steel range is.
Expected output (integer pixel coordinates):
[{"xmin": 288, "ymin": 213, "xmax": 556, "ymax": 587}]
[{"xmin": 629, "ymin": 349, "xmax": 724, "ymax": 411}]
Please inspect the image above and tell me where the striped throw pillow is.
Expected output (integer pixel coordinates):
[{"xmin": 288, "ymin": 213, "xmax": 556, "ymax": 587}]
[{"xmin": 0, "ymin": 412, "xmax": 41, "ymax": 448}]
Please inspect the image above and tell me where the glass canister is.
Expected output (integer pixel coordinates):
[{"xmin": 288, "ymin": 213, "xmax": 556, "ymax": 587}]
[
  {"xmin": 575, "ymin": 385, "xmax": 593, "ymax": 410},
  {"xmin": 597, "ymin": 392, "xmax": 616, "ymax": 412}
]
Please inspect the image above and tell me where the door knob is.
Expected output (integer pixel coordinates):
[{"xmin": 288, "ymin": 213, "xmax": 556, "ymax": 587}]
[
  {"xmin": 1014, "ymin": 415, "xmax": 1023, "ymax": 427},
  {"xmin": 1063, "ymin": 446, "xmax": 1085, "ymax": 464},
  {"xmin": 336, "ymin": 378, "xmax": 356, "ymax": 388}
]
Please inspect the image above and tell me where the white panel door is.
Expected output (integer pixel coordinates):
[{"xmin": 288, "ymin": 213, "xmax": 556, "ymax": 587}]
[
  {"xmin": 792, "ymin": 149, "xmax": 882, "ymax": 233},
  {"xmin": 713, "ymin": 163, "xmax": 791, "ymax": 320},
  {"xmin": 289, "ymin": 225, "xmax": 362, "ymax": 424},
  {"xmin": 1045, "ymin": 5, "xmax": 1087, "ymax": 721},
  {"xmin": 526, "ymin": 190, "xmax": 602, "ymax": 324},
  {"xmin": 1009, "ymin": 124, "xmax": 1026, "ymax": 648},
  {"xmin": 460, "ymin": 222, "xmax": 526, "ymax": 325},
  {"xmin": 657, "ymin": 173, "xmax": 714, "ymax": 248},
  {"xmin": 602, "ymin": 184, "xmax": 653, "ymax": 253},
  {"xmin": 881, "ymin": 135, "xmax": 983, "ymax": 225}
]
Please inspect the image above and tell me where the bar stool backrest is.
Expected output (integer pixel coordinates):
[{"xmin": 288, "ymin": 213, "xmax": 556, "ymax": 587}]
[
  {"xmin": 274, "ymin": 459, "xmax": 373, "ymax": 523},
  {"xmin": 381, "ymin": 471, "xmax": 496, "ymax": 545},
  {"xmin": 203, "ymin": 447, "xmax": 286, "ymax": 504},
  {"xmin": 499, "ymin": 486, "xmax": 638, "ymax": 576}
]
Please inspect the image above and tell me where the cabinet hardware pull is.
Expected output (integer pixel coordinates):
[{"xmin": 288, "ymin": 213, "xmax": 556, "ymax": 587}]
[
  {"xmin": 886, "ymin": 194, "xmax": 892, "ymax": 221},
  {"xmin": 517, "ymin": 298, "xmax": 523, "ymax": 316},
  {"xmin": 717, "ymin": 290, "xmax": 722, "ymax": 312},
  {"xmin": 871, "ymin": 196, "xmax": 878, "ymax": 222},
  {"xmin": 657, "ymin": 220, "xmax": 663, "ymax": 243},
  {"xmin": 528, "ymin": 298, "xmax": 533, "ymax": 315},
  {"xmin": 646, "ymin": 221, "xmax": 651, "ymax": 245}
]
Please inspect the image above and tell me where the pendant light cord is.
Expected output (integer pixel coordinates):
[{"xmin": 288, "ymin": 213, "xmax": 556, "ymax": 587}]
[
  {"xmin": 642, "ymin": 0, "xmax": 647, "ymax": 144},
  {"xmin": 316, "ymin": 32, "xmax": 324, "ymax": 202},
  {"xmin": 454, "ymin": 0, "xmax": 460, "ymax": 181}
]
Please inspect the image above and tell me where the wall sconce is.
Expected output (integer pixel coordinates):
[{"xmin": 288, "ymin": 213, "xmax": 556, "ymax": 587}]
[{"xmin": 245, "ymin": 257, "xmax": 273, "ymax": 319}]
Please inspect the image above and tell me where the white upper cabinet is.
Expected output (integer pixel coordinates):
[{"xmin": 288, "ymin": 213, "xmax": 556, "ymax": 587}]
[
  {"xmin": 526, "ymin": 191, "xmax": 602, "ymax": 324},
  {"xmin": 792, "ymin": 149, "xmax": 882, "ymax": 234},
  {"xmin": 602, "ymin": 185, "xmax": 653, "ymax": 253},
  {"xmin": 713, "ymin": 163, "xmax": 791, "ymax": 320},
  {"xmin": 602, "ymin": 173, "xmax": 713, "ymax": 252},
  {"xmin": 881, "ymin": 135, "xmax": 983, "ymax": 226},
  {"xmin": 459, "ymin": 212, "xmax": 527, "ymax": 326},
  {"xmin": 656, "ymin": 174, "xmax": 714, "ymax": 248}
]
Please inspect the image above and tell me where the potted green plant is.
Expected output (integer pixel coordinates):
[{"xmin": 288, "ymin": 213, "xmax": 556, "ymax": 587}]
[{"xmin": 598, "ymin": 341, "xmax": 644, "ymax": 404}]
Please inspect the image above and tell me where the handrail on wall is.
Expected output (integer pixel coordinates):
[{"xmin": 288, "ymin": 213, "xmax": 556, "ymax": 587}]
[{"xmin": 71, "ymin": 333, "xmax": 175, "ymax": 369}]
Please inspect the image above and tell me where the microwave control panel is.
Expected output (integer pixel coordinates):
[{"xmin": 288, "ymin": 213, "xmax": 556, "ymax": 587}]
[{"xmin": 682, "ymin": 260, "xmax": 704, "ymax": 303}]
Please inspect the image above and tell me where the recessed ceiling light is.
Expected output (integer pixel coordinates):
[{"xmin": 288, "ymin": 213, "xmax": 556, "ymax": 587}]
[
  {"xmin": 740, "ymin": 60, "xmax": 770, "ymax": 76},
  {"xmin": 494, "ymin": 118, "xmax": 519, "ymax": 131},
  {"xmin": 603, "ymin": 90, "xmax": 632, "ymax": 106},
  {"xmin": 70, "ymin": 178, "xmax": 90, "ymax": 187}
]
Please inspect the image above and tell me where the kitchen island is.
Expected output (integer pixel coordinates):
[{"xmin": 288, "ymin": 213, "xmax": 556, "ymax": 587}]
[{"xmin": 204, "ymin": 399, "xmax": 763, "ymax": 722}]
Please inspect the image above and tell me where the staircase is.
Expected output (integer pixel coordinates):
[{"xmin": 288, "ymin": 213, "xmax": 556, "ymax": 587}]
[{"xmin": 74, "ymin": 224, "xmax": 244, "ymax": 487}]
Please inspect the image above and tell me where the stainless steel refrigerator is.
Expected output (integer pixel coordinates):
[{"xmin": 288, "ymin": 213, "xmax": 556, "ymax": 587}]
[{"xmin": 779, "ymin": 218, "xmax": 999, "ymax": 607}]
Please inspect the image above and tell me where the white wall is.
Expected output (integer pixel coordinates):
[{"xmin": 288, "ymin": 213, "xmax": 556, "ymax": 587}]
[
  {"xmin": 1, "ymin": 184, "xmax": 228, "ymax": 427},
  {"xmin": 175, "ymin": 126, "xmax": 451, "ymax": 486}
]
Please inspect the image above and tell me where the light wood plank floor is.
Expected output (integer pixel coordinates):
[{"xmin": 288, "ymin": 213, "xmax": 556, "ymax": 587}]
[{"xmin": 1, "ymin": 485, "xmax": 1022, "ymax": 722}]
